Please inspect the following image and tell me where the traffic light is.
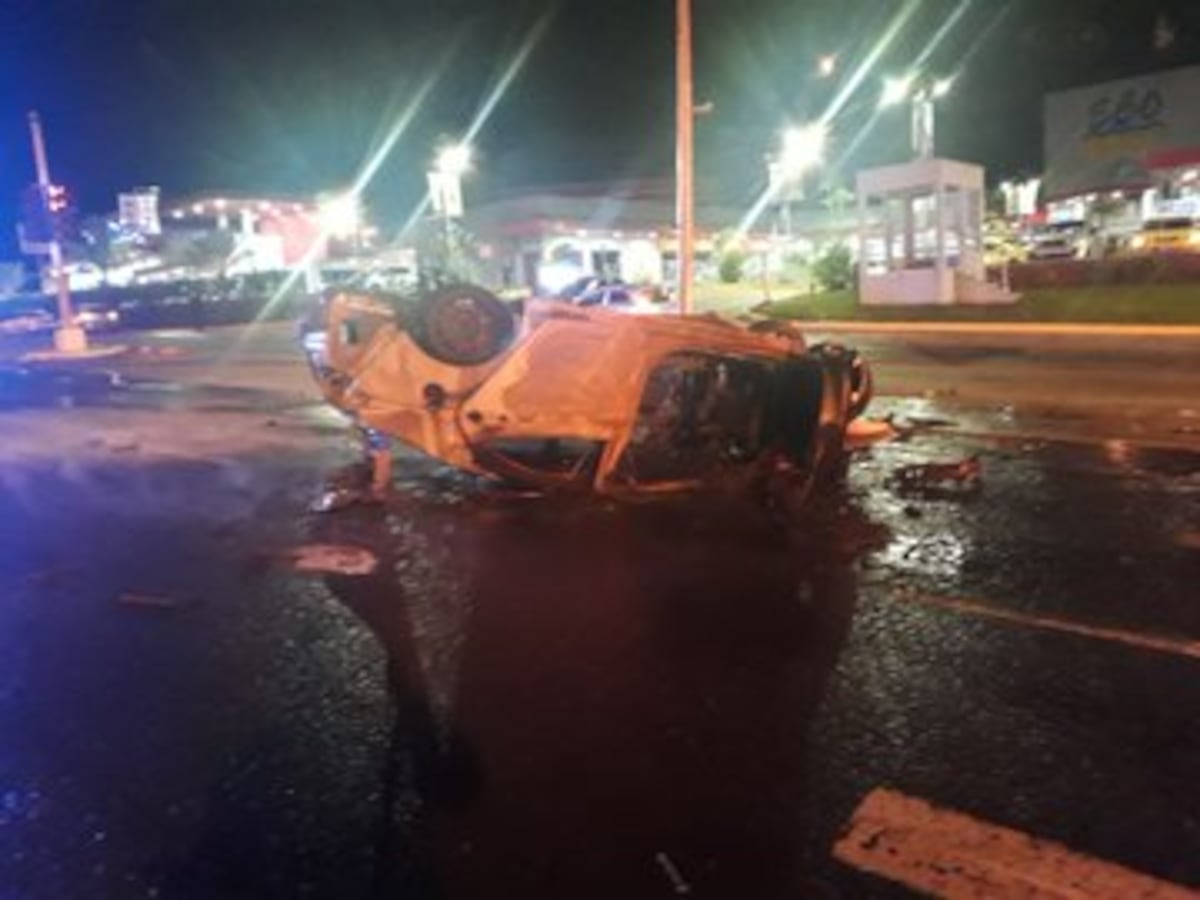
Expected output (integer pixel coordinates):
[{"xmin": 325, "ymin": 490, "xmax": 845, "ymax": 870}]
[
  {"xmin": 18, "ymin": 183, "xmax": 72, "ymax": 247},
  {"xmin": 20, "ymin": 184, "xmax": 53, "ymax": 244},
  {"xmin": 45, "ymin": 183, "xmax": 68, "ymax": 214}
]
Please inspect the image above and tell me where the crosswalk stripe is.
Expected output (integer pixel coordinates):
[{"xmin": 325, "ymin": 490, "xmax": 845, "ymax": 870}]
[
  {"xmin": 835, "ymin": 789, "xmax": 1199, "ymax": 899},
  {"xmin": 893, "ymin": 588, "xmax": 1200, "ymax": 661}
]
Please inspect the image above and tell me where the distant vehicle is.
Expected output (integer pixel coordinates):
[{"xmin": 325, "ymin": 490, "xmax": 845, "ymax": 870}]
[
  {"xmin": 41, "ymin": 261, "xmax": 106, "ymax": 294},
  {"xmin": 556, "ymin": 275, "xmax": 620, "ymax": 301},
  {"xmin": 0, "ymin": 310, "xmax": 54, "ymax": 335},
  {"xmin": 574, "ymin": 284, "xmax": 675, "ymax": 315},
  {"xmin": 74, "ymin": 303, "xmax": 121, "ymax": 331},
  {"xmin": 1130, "ymin": 217, "xmax": 1200, "ymax": 254},
  {"xmin": 362, "ymin": 266, "xmax": 418, "ymax": 293},
  {"xmin": 983, "ymin": 235, "xmax": 1027, "ymax": 267},
  {"xmin": 1028, "ymin": 222, "xmax": 1084, "ymax": 261}
]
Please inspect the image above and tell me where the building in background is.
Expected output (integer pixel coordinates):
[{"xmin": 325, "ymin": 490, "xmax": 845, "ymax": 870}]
[
  {"xmin": 163, "ymin": 194, "xmax": 326, "ymax": 273},
  {"xmin": 1043, "ymin": 64, "xmax": 1200, "ymax": 229},
  {"xmin": 117, "ymin": 187, "xmax": 162, "ymax": 236},
  {"xmin": 466, "ymin": 181, "xmax": 750, "ymax": 292}
]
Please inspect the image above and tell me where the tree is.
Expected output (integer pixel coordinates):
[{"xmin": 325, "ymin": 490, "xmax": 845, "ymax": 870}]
[{"xmin": 812, "ymin": 244, "xmax": 853, "ymax": 292}]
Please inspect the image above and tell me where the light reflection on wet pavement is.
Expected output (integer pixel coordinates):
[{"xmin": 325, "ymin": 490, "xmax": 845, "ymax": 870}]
[{"xmin": 0, "ymin": 348, "xmax": 1197, "ymax": 898}]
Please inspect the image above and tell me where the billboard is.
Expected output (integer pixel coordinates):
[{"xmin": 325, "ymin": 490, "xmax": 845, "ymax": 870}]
[{"xmin": 1044, "ymin": 64, "xmax": 1200, "ymax": 200}]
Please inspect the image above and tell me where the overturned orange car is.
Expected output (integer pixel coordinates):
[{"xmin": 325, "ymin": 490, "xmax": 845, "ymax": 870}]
[{"xmin": 301, "ymin": 284, "xmax": 874, "ymax": 500}]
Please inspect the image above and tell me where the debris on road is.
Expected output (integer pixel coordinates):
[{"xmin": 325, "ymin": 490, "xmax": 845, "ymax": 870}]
[
  {"xmin": 281, "ymin": 543, "xmax": 379, "ymax": 576},
  {"xmin": 133, "ymin": 345, "xmax": 188, "ymax": 359},
  {"xmin": 903, "ymin": 415, "xmax": 957, "ymax": 429},
  {"xmin": 845, "ymin": 418, "xmax": 897, "ymax": 448},
  {"xmin": 116, "ymin": 592, "xmax": 188, "ymax": 610},
  {"xmin": 654, "ymin": 852, "xmax": 692, "ymax": 895},
  {"xmin": 888, "ymin": 456, "xmax": 983, "ymax": 498},
  {"xmin": 310, "ymin": 487, "xmax": 373, "ymax": 513}
]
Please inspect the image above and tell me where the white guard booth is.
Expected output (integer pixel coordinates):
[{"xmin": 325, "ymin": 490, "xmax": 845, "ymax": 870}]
[{"xmin": 857, "ymin": 158, "xmax": 1016, "ymax": 305}]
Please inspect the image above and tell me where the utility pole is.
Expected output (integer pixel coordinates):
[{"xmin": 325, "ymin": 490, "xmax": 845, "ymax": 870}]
[
  {"xmin": 675, "ymin": 0, "xmax": 695, "ymax": 316},
  {"xmin": 28, "ymin": 111, "xmax": 87, "ymax": 354}
]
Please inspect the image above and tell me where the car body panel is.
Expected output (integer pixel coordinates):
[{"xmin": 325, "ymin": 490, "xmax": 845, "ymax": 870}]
[{"xmin": 309, "ymin": 292, "xmax": 868, "ymax": 495}]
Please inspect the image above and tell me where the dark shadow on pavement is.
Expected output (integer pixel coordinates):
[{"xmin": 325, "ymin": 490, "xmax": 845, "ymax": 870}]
[{"xmin": 310, "ymin": 486, "xmax": 881, "ymax": 899}]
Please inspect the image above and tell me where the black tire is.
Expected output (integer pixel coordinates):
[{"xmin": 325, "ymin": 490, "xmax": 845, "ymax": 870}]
[{"xmin": 409, "ymin": 284, "xmax": 516, "ymax": 366}]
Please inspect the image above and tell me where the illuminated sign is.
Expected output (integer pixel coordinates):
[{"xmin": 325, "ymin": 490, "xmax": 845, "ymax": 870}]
[{"xmin": 1045, "ymin": 65, "xmax": 1200, "ymax": 199}]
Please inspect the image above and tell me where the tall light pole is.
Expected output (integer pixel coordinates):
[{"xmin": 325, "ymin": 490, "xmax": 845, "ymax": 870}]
[
  {"xmin": 429, "ymin": 142, "xmax": 471, "ymax": 274},
  {"xmin": 675, "ymin": 0, "xmax": 695, "ymax": 316},
  {"xmin": 881, "ymin": 74, "xmax": 953, "ymax": 159},
  {"xmin": 769, "ymin": 122, "xmax": 827, "ymax": 239},
  {"xmin": 28, "ymin": 111, "xmax": 87, "ymax": 354}
]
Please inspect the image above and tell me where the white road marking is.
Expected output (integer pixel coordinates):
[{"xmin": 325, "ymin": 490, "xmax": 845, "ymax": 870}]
[
  {"xmin": 893, "ymin": 588, "xmax": 1200, "ymax": 662},
  {"xmin": 835, "ymin": 789, "xmax": 1199, "ymax": 899},
  {"xmin": 809, "ymin": 321, "xmax": 1200, "ymax": 338},
  {"xmin": 283, "ymin": 543, "xmax": 379, "ymax": 576}
]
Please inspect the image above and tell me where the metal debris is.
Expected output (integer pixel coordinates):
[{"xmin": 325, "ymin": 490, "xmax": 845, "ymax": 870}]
[
  {"xmin": 116, "ymin": 592, "xmax": 187, "ymax": 610},
  {"xmin": 889, "ymin": 456, "xmax": 983, "ymax": 498}
]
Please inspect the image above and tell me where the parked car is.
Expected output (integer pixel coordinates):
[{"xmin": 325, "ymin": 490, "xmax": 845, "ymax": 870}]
[
  {"xmin": 555, "ymin": 275, "xmax": 620, "ymax": 301},
  {"xmin": 301, "ymin": 283, "xmax": 874, "ymax": 502},
  {"xmin": 1028, "ymin": 223, "xmax": 1085, "ymax": 261},
  {"xmin": 574, "ymin": 283, "xmax": 676, "ymax": 315},
  {"xmin": 1130, "ymin": 217, "xmax": 1200, "ymax": 254},
  {"xmin": 41, "ymin": 261, "xmax": 106, "ymax": 294}
]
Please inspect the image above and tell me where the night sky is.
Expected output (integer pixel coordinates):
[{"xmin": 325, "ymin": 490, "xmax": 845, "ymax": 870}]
[{"xmin": 2, "ymin": 0, "xmax": 1199, "ymax": 242}]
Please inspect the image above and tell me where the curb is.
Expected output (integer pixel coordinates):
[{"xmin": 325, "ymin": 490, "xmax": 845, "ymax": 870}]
[
  {"xmin": 791, "ymin": 321, "xmax": 1200, "ymax": 338},
  {"xmin": 20, "ymin": 344, "xmax": 129, "ymax": 363}
]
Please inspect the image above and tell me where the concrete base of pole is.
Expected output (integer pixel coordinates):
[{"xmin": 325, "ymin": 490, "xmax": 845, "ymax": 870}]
[{"xmin": 53, "ymin": 326, "xmax": 89, "ymax": 353}]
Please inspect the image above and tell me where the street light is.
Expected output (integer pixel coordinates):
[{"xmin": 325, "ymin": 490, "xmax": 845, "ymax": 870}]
[
  {"xmin": 881, "ymin": 74, "xmax": 916, "ymax": 108},
  {"xmin": 880, "ymin": 73, "xmax": 952, "ymax": 158},
  {"xmin": 435, "ymin": 143, "xmax": 472, "ymax": 178},
  {"xmin": 769, "ymin": 121, "xmax": 827, "ymax": 241},
  {"xmin": 428, "ymin": 142, "xmax": 473, "ymax": 274},
  {"xmin": 317, "ymin": 193, "xmax": 361, "ymax": 238},
  {"xmin": 779, "ymin": 122, "xmax": 828, "ymax": 180}
]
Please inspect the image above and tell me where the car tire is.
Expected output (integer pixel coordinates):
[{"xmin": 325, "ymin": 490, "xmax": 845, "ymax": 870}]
[{"xmin": 408, "ymin": 284, "xmax": 517, "ymax": 366}]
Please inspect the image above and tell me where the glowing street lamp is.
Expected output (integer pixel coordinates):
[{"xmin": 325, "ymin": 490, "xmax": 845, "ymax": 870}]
[
  {"xmin": 317, "ymin": 193, "xmax": 361, "ymax": 238},
  {"xmin": 435, "ymin": 143, "xmax": 472, "ymax": 179},
  {"xmin": 779, "ymin": 121, "xmax": 828, "ymax": 180},
  {"xmin": 429, "ymin": 142, "xmax": 472, "ymax": 221},
  {"xmin": 768, "ymin": 121, "xmax": 827, "ymax": 239},
  {"xmin": 881, "ymin": 74, "xmax": 916, "ymax": 108}
]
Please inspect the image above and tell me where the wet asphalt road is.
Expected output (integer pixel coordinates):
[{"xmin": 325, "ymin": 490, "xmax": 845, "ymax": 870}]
[{"xmin": 0, "ymin": 324, "xmax": 1197, "ymax": 899}]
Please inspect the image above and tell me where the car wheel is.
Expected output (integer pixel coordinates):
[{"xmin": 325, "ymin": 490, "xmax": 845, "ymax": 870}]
[{"xmin": 409, "ymin": 284, "xmax": 516, "ymax": 366}]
